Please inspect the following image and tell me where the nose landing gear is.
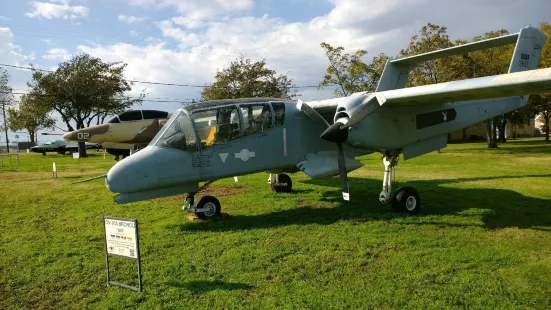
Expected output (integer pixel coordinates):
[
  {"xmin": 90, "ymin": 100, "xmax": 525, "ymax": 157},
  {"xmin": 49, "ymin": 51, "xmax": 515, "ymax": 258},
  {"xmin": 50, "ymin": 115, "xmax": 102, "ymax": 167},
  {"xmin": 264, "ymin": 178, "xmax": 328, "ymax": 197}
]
[{"xmin": 182, "ymin": 180, "xmax": 222, "ymax": 219}]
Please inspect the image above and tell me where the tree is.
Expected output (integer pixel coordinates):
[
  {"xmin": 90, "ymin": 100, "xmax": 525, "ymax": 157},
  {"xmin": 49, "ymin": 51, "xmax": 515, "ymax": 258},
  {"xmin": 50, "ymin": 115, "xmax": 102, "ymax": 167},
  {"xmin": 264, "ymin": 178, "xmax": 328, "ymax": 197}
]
[
  {"xmin": 28, "ymin": 54, "xmax": 144, "ymax": 157},
  {"xmin": 318, "ymin": 42, "xmax": 384, "ymax": 97},
  {"xmin": 6, "ymin": 94, "xmax": 56, "ymax": 144},
  {"xmin": 399, "ymin": 23, "xmax": 454, "ymax": 86},
  {"xmin": 1, "ymin": 67, "xmax": 14, "ymax": 153},
  {"xmin": 201, "ymin": 56, "xmax": 296, "ymax": 100}
]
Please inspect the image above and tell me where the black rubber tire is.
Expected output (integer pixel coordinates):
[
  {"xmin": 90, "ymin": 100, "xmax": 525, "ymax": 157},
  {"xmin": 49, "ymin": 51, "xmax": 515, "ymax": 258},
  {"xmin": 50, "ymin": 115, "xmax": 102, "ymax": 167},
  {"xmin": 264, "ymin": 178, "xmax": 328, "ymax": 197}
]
[
  {"xmin": 271, "ymin": 173, "xmax": 292, "ymax": 193},
  {"xmin": 391, "ymin": 187, "xmax": 421, "ymax": 215},
  {"xmin": 196, "ymin": 195, "xmax": 221, "ymax": 219}
]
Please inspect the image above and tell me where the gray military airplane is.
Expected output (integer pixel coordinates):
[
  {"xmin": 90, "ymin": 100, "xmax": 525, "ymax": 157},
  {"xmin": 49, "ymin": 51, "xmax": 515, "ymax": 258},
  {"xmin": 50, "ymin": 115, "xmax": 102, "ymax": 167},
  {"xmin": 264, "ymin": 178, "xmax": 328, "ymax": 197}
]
[
  {"xmin": 79, "ymin": 26, "xmax": 551, "ymax": 219},
  {"xmin": 30, "ymin": 139, "xmax": 101, "ymax": 155}
]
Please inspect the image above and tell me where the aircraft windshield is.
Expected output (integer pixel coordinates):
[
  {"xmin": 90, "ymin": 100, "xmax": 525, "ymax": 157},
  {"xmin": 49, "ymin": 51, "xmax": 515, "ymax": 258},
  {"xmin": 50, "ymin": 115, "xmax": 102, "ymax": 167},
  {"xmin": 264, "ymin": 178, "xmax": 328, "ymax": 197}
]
[{"xmin": 152, "ymin": 110, "xmax": 197, "ymax": 151}]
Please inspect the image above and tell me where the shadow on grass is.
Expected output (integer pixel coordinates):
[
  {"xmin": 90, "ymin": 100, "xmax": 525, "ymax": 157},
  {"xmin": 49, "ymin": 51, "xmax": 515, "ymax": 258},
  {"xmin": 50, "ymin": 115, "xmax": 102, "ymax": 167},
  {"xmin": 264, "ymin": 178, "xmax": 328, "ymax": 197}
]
[
  {"xmin": 178, "ymin": 174, "xmax": 551, "ymax": 232},
  {"xmin": 166, "ymin": 280, "xmax": 254, "ymax": 292}
]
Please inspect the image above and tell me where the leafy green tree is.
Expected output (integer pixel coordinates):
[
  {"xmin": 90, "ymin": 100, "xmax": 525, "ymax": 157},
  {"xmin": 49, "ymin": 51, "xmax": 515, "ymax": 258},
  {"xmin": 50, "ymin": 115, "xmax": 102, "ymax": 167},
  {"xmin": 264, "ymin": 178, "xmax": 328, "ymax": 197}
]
[
  {"xmin": 0, "ymin": 67, "xmax": 14, "ymax": 152},
  {"xmin": 318, "ymin": 42, "xmax": 384, "ymax": 96},
  {"xmin": 201, "ymin": 56, "xmax": 296, "ymax": 100},
  {"xmin": 28, "ymin": 54, "xmax": 144, "ymax": 157},
  {"xmin": 7, "ymin": 94, "xmax": 56, "ymax": 143},
  {"xmin": 399, "ymin": 23, "xmax": 454, "ymax": 86}
]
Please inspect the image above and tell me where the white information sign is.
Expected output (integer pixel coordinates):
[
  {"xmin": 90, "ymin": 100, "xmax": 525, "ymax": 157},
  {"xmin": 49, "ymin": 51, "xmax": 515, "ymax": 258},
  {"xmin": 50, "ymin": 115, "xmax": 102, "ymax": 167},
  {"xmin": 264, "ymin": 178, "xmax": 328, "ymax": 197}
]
[{"xmin": 104, "ymin": 217, "xmax": 138, "ymax": 259}]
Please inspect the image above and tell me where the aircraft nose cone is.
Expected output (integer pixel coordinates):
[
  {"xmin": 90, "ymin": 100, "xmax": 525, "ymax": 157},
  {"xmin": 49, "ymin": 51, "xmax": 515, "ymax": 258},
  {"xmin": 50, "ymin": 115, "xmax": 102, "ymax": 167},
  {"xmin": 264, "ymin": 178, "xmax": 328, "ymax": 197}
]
[
  {"xmin": 62, "ymin": 131, "xmax": 75, "ymax": 141},
  {"xmin": 106, "ymin": 147, "xmax": 160, "ymax": 193}
]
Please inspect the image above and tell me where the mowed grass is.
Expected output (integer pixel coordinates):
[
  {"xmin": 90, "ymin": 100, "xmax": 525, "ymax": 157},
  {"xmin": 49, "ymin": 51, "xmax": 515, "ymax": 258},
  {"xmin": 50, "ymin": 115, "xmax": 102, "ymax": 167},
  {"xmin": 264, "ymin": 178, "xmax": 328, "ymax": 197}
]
[{"xmin": 1, "ymin": 139, "xmax": 551, "ymax": 309}]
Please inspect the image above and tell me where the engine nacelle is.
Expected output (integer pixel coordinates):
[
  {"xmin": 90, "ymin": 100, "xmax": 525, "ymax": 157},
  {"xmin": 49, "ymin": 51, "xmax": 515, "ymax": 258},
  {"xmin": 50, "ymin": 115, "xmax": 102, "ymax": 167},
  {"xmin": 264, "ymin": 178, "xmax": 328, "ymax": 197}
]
[{"xmin": 334, "ymin": 92, "xmax": 385, "ymax": 129}]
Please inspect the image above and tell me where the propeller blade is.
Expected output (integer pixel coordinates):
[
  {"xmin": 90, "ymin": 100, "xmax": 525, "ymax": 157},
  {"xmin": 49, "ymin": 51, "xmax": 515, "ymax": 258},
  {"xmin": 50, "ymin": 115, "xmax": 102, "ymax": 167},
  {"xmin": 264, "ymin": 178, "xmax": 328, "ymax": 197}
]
[
  {"xmin": 72, "ymin": 174, "xmax": 107, "ymax": 184},
  {"xmin": 336, "ymin": 142, "xmax": 350, "ymax": 201},
  {"xmin": 297, "ymin": 100, "xmax": 330, "ymax": 127}
]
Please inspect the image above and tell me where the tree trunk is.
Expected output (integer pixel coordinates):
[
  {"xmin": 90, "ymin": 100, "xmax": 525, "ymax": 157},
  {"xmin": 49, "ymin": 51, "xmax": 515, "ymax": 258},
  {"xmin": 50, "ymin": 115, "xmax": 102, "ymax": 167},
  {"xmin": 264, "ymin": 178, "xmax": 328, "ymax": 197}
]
[
  {"xmin": 546, "ymin": 116, "xmax": 550, "ymax": 143},
  {"xmin": 29, "ymin": 130, "xmax": 36, "ymax": 144},
  {"xmin": 76, "ymin": 120, "xmax": 88, "ymax": 157},
  {"xmin": 78, "ymin": 141, "xmax": 88, "ymax": 157},
  {"xmin": 498, "ymin": 118, "xmax": 507, "ymax": 143},
  {"xmin": 492, "ymin": 119, "xmax": 498, "ymax": 144},
  {"xmin": 485, "ymin": 120, "xmax": 498, "ymax": 148}
]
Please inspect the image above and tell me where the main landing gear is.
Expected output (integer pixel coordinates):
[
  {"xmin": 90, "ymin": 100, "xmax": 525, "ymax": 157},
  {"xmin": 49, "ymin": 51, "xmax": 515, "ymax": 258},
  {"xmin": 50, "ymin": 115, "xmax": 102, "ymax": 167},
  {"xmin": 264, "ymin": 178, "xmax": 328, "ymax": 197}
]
[
  {"xmin": 182, "ymin": 180, "xmax": 222, "ymax": 219},
  {"xmin": 379, "ymin": 153, "xmax": 421, "ymax": 215},
  {"xmin": 268, "ymin": 173, "xmax": 292, "ymax": 193}
]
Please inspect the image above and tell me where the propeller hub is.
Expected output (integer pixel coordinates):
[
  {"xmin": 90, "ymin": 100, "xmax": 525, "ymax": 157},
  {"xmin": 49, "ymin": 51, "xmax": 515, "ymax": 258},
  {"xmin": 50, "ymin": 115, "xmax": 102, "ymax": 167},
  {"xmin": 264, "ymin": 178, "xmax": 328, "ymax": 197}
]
[{"xmin": 320, "ymin": 121, "xmax": 348, "ymax": 144}]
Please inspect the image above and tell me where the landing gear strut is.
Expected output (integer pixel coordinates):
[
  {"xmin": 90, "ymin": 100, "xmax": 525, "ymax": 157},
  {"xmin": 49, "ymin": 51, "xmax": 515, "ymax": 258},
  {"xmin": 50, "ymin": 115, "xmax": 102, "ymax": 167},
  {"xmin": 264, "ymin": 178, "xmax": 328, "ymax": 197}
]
[
  {"xmin": 182, "ymin": 180, "xmax": 221, "ymax": 219},
  {"xmin": 379, "ymin": 153, "xmax": 421, "ymax": 215},
  {"xmin": 268, "ymin": 173, "xmax": 292, "ymax": 193}
]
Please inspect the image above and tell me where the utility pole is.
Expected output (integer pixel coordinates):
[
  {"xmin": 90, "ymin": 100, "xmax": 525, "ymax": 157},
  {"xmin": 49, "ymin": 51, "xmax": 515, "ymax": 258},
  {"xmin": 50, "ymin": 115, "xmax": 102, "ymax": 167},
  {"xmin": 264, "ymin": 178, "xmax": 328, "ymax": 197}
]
[{"xmin": 1, "ymin": 100, "xmax": 8, "ymax": 153}]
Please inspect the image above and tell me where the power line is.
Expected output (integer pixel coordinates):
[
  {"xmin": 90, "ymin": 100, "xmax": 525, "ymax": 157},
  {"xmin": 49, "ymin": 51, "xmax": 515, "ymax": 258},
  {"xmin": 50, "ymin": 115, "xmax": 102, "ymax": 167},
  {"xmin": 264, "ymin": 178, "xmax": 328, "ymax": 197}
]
[
  {"xmin": 0, "ymin": 63, "xmax": 319, "ymax": 89},
  {"xmin": 1, "ymin": 91, "xmax": 193, "ymax": 103}
]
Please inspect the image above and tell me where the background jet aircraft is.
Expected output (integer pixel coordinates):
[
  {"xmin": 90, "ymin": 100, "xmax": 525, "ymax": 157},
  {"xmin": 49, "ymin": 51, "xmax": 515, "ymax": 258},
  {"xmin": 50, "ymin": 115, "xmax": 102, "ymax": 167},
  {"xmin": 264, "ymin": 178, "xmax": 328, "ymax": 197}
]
[
  {"xmin": 63, "ymin": 110, "xmax": 171, "ymax": 160},
  {"xmin": 30, "ymin": 140, "xmax": 101, "ymax": 155},
  {"xmin": 78, "ymin": 26, "xmax": 551, "ymax": 219}
]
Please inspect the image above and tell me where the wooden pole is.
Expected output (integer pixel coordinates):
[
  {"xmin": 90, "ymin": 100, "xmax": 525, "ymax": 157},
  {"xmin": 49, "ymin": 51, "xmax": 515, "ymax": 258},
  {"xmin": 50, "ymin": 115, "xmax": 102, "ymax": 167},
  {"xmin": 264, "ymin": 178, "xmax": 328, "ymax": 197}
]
[{"xmin": 1, "ymin": 101, "xmax": 9, "ymax": 153}]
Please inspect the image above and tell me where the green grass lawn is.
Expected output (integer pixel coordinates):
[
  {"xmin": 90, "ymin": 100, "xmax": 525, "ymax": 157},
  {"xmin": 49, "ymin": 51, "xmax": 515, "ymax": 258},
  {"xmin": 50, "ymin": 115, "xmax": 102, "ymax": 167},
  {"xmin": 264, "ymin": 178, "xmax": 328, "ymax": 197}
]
[{"xmin": 1, "ymin": 139, "xmax": 551, "ymax": 309}]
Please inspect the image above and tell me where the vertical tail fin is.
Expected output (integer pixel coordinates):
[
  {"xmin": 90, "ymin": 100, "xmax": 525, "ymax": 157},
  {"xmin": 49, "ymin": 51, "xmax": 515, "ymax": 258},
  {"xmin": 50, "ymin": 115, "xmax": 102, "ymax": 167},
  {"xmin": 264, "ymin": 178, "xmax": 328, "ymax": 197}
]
[
  {"xmin": 507, "ymin": 26, "xmax": 547, "ymax": 106},
  {"xmin": 508, "ymin": 26, "xmax": 547, "ymax": 73}
]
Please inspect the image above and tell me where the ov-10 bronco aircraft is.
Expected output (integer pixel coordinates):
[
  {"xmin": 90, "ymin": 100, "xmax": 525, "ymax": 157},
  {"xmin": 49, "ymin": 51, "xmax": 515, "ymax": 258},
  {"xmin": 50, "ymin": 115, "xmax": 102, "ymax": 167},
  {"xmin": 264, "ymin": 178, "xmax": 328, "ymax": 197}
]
[
  {"xmin": 63, "ymin": 110, "xmax": 171, "ymax": 160},
  {"xmin": 80, "ymin": 26, "xmax": 551, "ymax": 219}
]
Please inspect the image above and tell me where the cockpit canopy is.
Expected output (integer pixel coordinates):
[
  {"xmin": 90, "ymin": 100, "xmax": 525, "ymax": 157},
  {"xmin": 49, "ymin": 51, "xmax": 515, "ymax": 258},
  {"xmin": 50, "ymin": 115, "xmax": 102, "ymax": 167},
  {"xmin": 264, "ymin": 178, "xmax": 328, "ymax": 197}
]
[
  {"xmin": 150, "ymin": 100, "xmax": 287, "ymax": 152},
  {"xmin": 107, "ymin": 110, "xmax": 170, "ymax": 124}
]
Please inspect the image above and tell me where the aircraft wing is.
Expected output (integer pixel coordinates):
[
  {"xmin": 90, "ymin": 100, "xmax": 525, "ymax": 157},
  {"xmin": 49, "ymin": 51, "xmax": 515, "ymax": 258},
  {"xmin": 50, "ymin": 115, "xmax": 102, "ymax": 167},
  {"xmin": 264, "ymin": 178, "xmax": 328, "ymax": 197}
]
[
  {"xmin": 376, "ymin": 67, "xmax": 551, "ymax": 106},
  {"xmin": 340, "ymin": 67, "xmax": 551, "ymax": 128}
]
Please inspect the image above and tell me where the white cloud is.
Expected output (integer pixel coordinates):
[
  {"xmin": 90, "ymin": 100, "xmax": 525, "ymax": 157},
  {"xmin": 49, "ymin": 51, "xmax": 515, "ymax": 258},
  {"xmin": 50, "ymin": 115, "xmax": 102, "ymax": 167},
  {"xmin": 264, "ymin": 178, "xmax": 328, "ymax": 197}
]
[
  {"xmin": 42, "ymin": 48, "xmax": 72, "ymax": 61},
  {"xmin": 68, "ymin": 0, "xmax": 551, "ymax": 112},
  {"xmin": 0, "ymin": 28, "xmax": 33, "ymax": 65},
  {"xmin": 0, "ymin": 15, "xmax": 10, "ymax": 21},
  {"xmin": 128, "ymin": 0, "xmax": 254, "ymax": 29},
  {"xmin": 129, "ymin": 30, "xmax": 139, "ymax": 37},
  {"xmin": 118, "ymin": 15, "xmax": 149, "ymax": 24},
  {"xmin": 25, "ymin": 0, "xmax": 89, "ymax": 20}
]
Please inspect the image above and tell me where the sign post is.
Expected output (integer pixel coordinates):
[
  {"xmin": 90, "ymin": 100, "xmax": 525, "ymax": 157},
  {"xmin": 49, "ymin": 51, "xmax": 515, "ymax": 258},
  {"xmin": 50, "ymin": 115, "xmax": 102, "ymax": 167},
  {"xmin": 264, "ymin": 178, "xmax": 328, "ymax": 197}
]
[{"xmin": 103, "ymin": 216, "xmax": 142, "ymax": 292}]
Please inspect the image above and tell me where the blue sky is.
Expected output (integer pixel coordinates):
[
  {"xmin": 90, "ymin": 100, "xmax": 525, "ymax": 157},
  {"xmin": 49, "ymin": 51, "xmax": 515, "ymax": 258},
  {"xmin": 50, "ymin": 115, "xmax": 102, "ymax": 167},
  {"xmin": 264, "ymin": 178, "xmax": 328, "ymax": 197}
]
[{"xmin": 1, "ymin": 0, "xmax": 551, "ymax": 144}]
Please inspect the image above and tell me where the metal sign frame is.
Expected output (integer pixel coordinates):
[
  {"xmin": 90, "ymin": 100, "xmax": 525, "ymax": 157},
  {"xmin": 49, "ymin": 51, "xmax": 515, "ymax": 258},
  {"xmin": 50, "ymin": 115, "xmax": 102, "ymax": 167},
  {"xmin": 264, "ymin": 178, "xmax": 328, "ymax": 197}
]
[{"xmin": 103, "ymin": 216, "xmax": 142, "ymax": 292}]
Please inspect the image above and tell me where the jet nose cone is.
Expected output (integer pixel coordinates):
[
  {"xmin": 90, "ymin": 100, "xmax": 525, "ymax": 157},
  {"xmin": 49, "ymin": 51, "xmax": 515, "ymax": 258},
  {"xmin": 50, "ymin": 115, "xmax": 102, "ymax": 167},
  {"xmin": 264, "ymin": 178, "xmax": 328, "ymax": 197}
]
[
  {"xmin": 106, "ymin": 147, "xmax": 160, "ymax": 194},
  {"xmin": 62, "ymin": 131, "xmax": 74, "ymax": 141}
]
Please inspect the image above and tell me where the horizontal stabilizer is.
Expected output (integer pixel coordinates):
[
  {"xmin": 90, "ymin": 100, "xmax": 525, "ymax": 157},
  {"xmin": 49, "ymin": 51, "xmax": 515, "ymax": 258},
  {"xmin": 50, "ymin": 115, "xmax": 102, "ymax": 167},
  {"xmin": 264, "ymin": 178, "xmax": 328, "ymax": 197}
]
[{"xmin": 391, "ymin": 33, "xmax": 519, "ymax": 65}]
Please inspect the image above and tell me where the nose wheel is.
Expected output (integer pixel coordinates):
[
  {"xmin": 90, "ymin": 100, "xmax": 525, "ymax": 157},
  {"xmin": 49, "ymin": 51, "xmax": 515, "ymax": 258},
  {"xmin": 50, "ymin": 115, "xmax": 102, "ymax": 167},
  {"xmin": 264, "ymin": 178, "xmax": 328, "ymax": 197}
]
[{"xmin": 182, "ymin": 180, "xmax": 222, "ymax": 219}]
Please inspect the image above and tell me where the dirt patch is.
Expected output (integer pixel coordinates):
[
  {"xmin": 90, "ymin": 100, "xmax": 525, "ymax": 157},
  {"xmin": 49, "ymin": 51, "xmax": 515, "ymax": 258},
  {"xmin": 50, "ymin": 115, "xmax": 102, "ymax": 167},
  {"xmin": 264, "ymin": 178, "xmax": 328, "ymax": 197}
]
[
  {"xmin": 167, "ymin": 186, "xmax": 246, "ymax": 201},
  {"xmin": 298, "ymin": 200, "xmax": 336, "ymax": 209},
  {"xmin": 203, "ymin": 185, "xmax": 246, "ymax": 197}
]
